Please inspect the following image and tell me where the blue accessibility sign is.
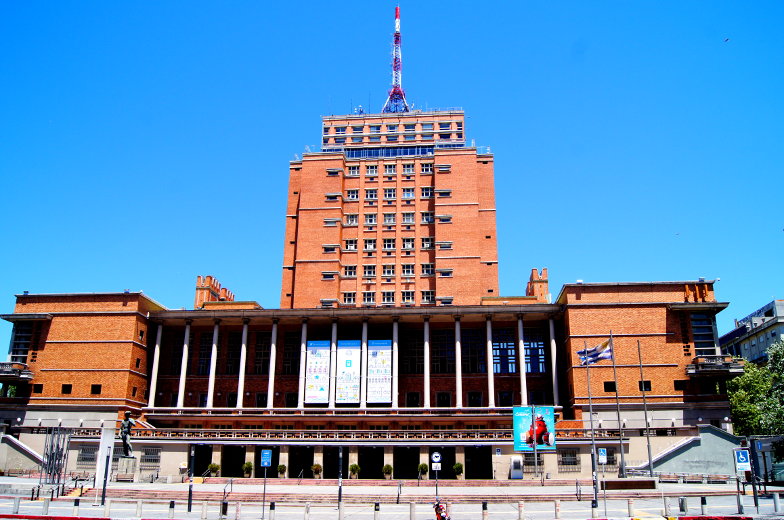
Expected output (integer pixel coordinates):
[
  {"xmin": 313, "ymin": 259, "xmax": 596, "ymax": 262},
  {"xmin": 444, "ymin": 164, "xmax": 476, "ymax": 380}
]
[
  {"xmin": 261, "ymin": 449, "xmax": 272, "ymax": 468},
  {"xmin": 734, "ymin": 449, "xmax": 751, "ymax": 472}
]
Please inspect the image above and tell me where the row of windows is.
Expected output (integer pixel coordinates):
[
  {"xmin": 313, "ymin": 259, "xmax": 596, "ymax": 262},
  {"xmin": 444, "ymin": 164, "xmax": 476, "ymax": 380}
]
[
  {"xmin": 343, "ymin": 163, "xmax": 434, "ymax": 176},
  {"xmin": 342, "ymin": 290, "xmax": 435, "ymax": 305},
  {"xmin": 325, "ymin": 133, "xmax": 462, "ymax": 145},
  {"xmin": 602, "ymin": 380, "xmax": 689, "ymax": 392},
  {"xmin": 337, "ymin": 263, "xmax": 435, "ymax": 278},
  {"xmin": 342, "ymin": 212, "xmax": 438, "ymax": 226},
  {"xmin": 32, "ymin": 383, "xmax": 105, "ymax": 395},
  {"xmin": 338, "ymin": 187, "xmax": 436, "ymax": 201},
  {"xmin": 325, "ymin": 122, "xmax": 462, "ymax": 135},
  {"xmin": 341, "ymin": 237, "xmax": 449, "ymax": 251}
]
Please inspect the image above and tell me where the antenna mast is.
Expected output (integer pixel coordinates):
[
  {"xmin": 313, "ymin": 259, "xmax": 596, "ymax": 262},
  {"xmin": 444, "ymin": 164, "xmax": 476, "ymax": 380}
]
[{"xmin": 381, "ymin": 6, "xmax": 410, "ymax": 113}]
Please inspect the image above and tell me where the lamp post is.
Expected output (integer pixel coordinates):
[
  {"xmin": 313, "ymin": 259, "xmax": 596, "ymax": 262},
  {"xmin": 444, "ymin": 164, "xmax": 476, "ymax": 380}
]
[
  {"xmin": 187, "ymin": 445, "xmax": 195, "ymax": 512},
  {"xmin": 338, "ymin": 446, "xmax": 343, "ymax": 504}
]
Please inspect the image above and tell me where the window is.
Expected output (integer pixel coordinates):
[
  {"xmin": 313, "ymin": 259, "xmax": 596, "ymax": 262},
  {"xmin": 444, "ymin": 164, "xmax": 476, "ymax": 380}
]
[
  {"xmin": 386, "ymin": 124, "xmax": 398, "ymax": 132},
  {"xmin": 369, "ymin": 135, "xmax": 381, "ymax": 142},
  {"xmin": 62, "ymin": 384, "xmax": 72, "ymax": 394},
  {"xmin": 421, "ymin": 123, "xmax": 433, "ymax": 131},
  {"xmin": 421, "ymin": 187, "xmax": 434, "ymax": 198},
  {"xmin": 364, "ymin": 213, "xmax": 377, "ymax": 225},
  {"xmin": 557, "ymin": 449, "xmax": 581, "ymax": 472},
  {"xmin": 383, "ymin": 213, "xmax": 396, "ymax": 224},
  {"xmin": 364, "ymin": 239, "xmax": 376, "ymax": 251},
  {"xmin": 346, "ymin": 189, "xmax": 358, "ymax": 201},
  {"xmin": 363, "ymin": 265, "xmax": 376, "ymax": 278},
  {"xmin": 438, "ymin": 216, "xmax": 452, "ymax": 224},
  {"xmin": 421, "ymin": 290, "xmax": 435, "ymax": 304},
  {"xmin": 492, "ymin": 328, "xmax": 517, "ymax": 374},
  {"xmin": 402, "ymin": 212, "xmax": 414, "ymax": 224},
  {"xmin": 421, "ymin": 237, "xmax": 434, "ymax": 249},
  {"xmin": 404, "ymin": 124, "xmax": 416, "ymax": 132},
  {"xmin": 351, "ymin": 136, "xmax": 362, "ymax": 142},
  {"xmin": 226, "ymin": 331, "xmax": 242, "ymax": 374},
  {"xmin": 421, "ymin": 212, "xmax": 435, "ymax": 223},
  {"xmin": 344, "ymin": 239, "xmax": 357, "ymax": 251},
  {"xmin": 691, "ymin": 313, "xmax": 718, "ymax": 356},
  {"xmin": 366, "ymin": 165, "xmax": 378, "ymax": 176},
  {"xmin": 33, "ymin": 384, "xmax": 43, "ymax": 393},
  {"xmin": 638, "ymin": 380, "xmax": 652, "ymax": 392},
  {"xmin": 604, "ymin": 381, "xmax": 616, "ymax": 392},
  {"xmin": 388, "ymin": 134, "xmax": 398, "ymax": 143},
  {"xmin": 439, "ymin": 122, "xmax": 451, "ymax": 131},
  {"xmin": 439, "ymin": 133, "xmax": 451, "ymax": 139},
  {"xmin": 421, "ymin": 263, "xmax": 434, "ymax": 275},
  {"xmin": 383, "ymin": 188, "xmax": 396, "ymax": 200},
  {"xmin": 674, "ymin": 380, "xmax": 687, "ymax": 391},
  {"xmin": 351, "ymin": 126, "xmax": 363, "ymax": 134},
  {"xmin": 438, "ymin": 269, "xmax": 453, "ymax": 277},
  {"xmin": 345, "ymin": 214, "xmax": 358, "ymax": 226},
  {"xmin": 323, "ymin": 126, "xmax": 330, "ymax": 135},
  {"xmin": 382, "ymin": 291, "xmax": 395, "ymax": 304},
  {"xmin": 404, "ymin": 134, "xmax": 416, "ymax": 141},
  {"xmin": 347, "ymin": 166, "xmax": 360, "ymax": 176},
  {"xmin": 402, "ymin": 237, "xmax": 415, "ymax": 250},
  {"xmin": 384, "ymin": 164, "xmax": 396, "ymax": 174},
  {"xmin": 334, "ymin": 137, "xmax": 346, "ymax": 144},
  {"xmin": 402, "ymin": 187, "xmax": 415, "ymax": 199},
  {"xmin": 401, "ymin": 291, "xmax": 415, "ymax": 303},
  {"xmin": 343, "ymin": 265, "xmax": 357, "ymax": 278},
  {"xmin": 370, "ymin": 125, "xmax": 381, "ymax": 134},
  {"xmin": 403, "ymin": 163, "xmax": 414, "ymax": 174},
  {"xmin": 524, "ymin": 328, "xmax": 547, "ymax": 373},
  {"xmin": 382, "ymin": 264, "xmax": 395, "ymax": 277},
  {"xmin": 468, "ymin": 392, "xmax": 483, "ymax": 407},
  {"xmin": 335, "ymin": 126, "xmax": 346, "ymax": 134},
  {"xmin": 343, "ymin": 292, "xmax": 356, "ymax": 305},
  {"xmin": 421, "ymin": 163, "xmax": 433, "ymax": 174},
  {"xmin": 406, "ymin": 392, "xmax": 420, "ymax": 406},
  {"xmin": 383, "ymin": 238, "xmax": 396, "ymax": 250},
  {"xmin": 323, "ymin": 245, "xmax": 337, "ymax": 253},
  {"xmin": 402, "ymin": 264, "xmax": 415, "ymax": 276},
  {"xmin": 365, "ymin": 189, "xmax": 377, "ymax": 200},
  {"xmin": 254, "ymin": 332, "xmax": 271, "ymax": 375},
  {"xmin": 325, "ymin": 193, "xmax": 339, "ymax": 202},
  {"xmin": 362, "ymin": 291, "xmax": 376, "ymax": 304}
]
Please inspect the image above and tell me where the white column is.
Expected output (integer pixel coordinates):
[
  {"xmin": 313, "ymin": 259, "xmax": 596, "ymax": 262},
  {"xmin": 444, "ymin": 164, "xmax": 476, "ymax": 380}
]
[
  {"xmin": 360, "ymin": 320, "xmax": 368, "ymax": 409},
  {"xmin": 266, "ymin": 320, "xmax": 278, "ymax": 408},
  {"xmin": 486, "ymin": 317, "xmax": 496, "ymax": 408},
  {"xmin": 148, "ymin": 324, "xmax": 162, "ymax": 408},
  {"xmin": 297, "ymin": 320, "xmax": 308, "ymax": 408},
  {"xmin": 392, "ymin": 319, "xmax": 399, "ymax": 408},
  {"xmin": 206, "ymin": 321, "xmax": 220, "ymax": 408},
  {"xmin": 548, "ymin": 318, "xmax": 560, "ymax": 406},
  {"xmin": 236, "ymin": 320, "xmax": 249, "ymax": 409},
  {"xmin": 329, "ymin": 320, "xmax": 338, "ymax": 408},
  {"xmin": 517, "ymin": 315, "xmax": 528, "ymax": 406},
  {"xmin": 176, "ymin": 322, "xmax": 191, "ymax": 408},
  {"xmin": 455, "ymin": 318, "xmax": 463, "ymax": 409},
  {"xmin": 423, "ymin": 318, "xmax": 431, "ymax": 409}
]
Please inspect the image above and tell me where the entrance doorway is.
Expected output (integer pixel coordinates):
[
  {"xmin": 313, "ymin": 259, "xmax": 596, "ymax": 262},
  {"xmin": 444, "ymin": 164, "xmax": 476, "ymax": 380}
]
[
  {"xmin": 323, "ymin": 447, "xmax": 348, "ymax": 479},
  {"xmin": 288, "ymin": 446, "xmax": 314, "ymax": 479},
  {"xmin": 253, "ymin": 446, "xmax": 280, "ymax": 478},
  {"xmin": 429, "ymin": 447, "xmax": 456, "ymax": 479},
  {"xmin": 393, "ymin": 447, "xmax": 420, "ymax": 479},
  {"xmin": 465, "ymin": 446, "xmax": 493, "ymax": 479},
  {"xmin": 221, "ymin": 445, "xmax": 246, "ymax": 477},
  {"xmin": 357, "ymin": 446, "xmax": 384, "ymax": 479}
]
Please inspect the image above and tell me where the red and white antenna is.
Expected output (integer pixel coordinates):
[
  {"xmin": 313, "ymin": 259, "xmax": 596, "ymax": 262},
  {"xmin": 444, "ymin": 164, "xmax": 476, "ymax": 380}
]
[{"xmin": 382, "ymin": 6, "xmax": 410, "ymax": 113}]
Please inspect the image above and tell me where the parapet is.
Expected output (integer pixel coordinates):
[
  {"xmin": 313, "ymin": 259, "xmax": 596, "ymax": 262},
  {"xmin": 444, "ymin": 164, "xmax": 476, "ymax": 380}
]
[{"xmin": 194, "ymin": 275, "xmax": 236, "ymax": 309}]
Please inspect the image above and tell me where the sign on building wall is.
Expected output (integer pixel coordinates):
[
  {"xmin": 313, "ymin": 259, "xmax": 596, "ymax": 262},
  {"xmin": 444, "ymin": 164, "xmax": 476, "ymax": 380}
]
[
  {"xmin": 305, "ymin": 340, "xmax": 331, "ymax": 403},
  {"xmin": 336, "ymin": 340, "xmax": 361, "ymax": 403},
  {"xmin": 366, "ymin": 340, "xmax": 392, "ymax": 403},
  {"xmin": 513, "ymin": 406, "xmax": 556, "ymax": 451}
]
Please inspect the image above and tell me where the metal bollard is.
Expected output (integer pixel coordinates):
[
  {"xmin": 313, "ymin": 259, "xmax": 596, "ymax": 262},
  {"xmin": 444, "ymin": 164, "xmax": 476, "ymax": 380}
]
[
  {"xmin": 235, "ymin": 502, "xmax": 241, "ymax": 520},
  {"xmin": 221, "ymin": 500, "xmax": 229, "ymax": 519},
  {"xmin": 338, "ymin": 502, "xmax": 344, "ymax": 520},
  {"xmin": 30, "ymin": 488, "xmax": 35, "ymax": 501},
  {"xmin": 518, "ymin": 501, "xmax": 525, "ymax": 520},
  {"xmin": 50, "ymin": 488, "xmax": 55, "ymax": 501},
  {"xmin": 201, "ymin": 501, "xmax": 208, "ymax": 520},
  {"xmin": 663, "ymin": 496, "xmax": 671, "ymax": 516},
  {"xmin": 169, "ymin": 500, "xmax": 175, "ymax": 519},
  {"xmin": 374, "ymin": 502, "xmax": 380, "ymax": 520},
  {"xmin": 627, "ymin": 498, "xmax": 634, "ymax": 516},
  {"xmin": 679, "ymin": 496, "xmax": 688, "ymax": 514},
  {"xmin": 773, "ymin": 492, "xmax": 781, "ymax": 513},
  {"xmin": 700, "ymin": 496, "xmax": 707, "ymax": 515},
  {"xmin": 410, "ymin": 501, "xmax": 416, "ymax": 520},
  {"xmin": 554, "ymin": 499, "xmax": 561, "ymax": 519},
  {"xmin": 136, "ymin": 499, "xmax": 143, "ymax": 517},
  {"xmin": 73, "ymin": 497, "xmax": 81, "ymax": 516},
  {"xmin": 483, "ymin": 500, "xmax": 489, "ymax": 520},
  {"xmin": 104, "ymin": 499, "xmax": 111, "ymax": 517},
  {"xmin": 270, "ymin": 501, "xmax": 276, "ymax": 520},
  {"xmin": 304, "ymin": 502, "xmax": 310, "ymax": 520},
  {"xmin": 42, "ymin": 498, "xmax": 50, "ymax": 515},
  {"xmin": 12, "ymin": 497, "xmax": 20, "ymax": 514}
]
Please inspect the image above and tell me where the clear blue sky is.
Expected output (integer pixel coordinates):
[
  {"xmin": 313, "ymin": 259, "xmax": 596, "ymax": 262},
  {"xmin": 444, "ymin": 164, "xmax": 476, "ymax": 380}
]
[{"xmin": 1, "ymin": 1, "xmax": 782, "ymax": 351}]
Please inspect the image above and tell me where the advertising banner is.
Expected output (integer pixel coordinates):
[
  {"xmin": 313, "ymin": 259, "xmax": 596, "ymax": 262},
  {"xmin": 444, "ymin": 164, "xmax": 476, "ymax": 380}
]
[
  {"xmin": 336, "ymin": 340, "xmax": 361, "ymax": 403},
  {"xmin": 513, "ymin": 406, "xmax": 557, "ymax": 451},
  {"xmin": 304, "ymin": 340, "xmax": 330, "ymax": 404},
  {"xmin": 366, "ymin": 339, "xmax": 392, "ymax": 403}
]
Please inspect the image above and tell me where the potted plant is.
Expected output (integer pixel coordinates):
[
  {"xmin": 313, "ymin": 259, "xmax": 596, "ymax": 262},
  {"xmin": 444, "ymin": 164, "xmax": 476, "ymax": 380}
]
[
  {"xmin": 452, "ymin": 462, "xmax": 464, "ymax": 480},
  {"xmin": 382, "ymin": 464, "xmax": 393, "ymax": 480},
  {"xmin": 311, "ymin": 464, "xmax": 323, "ymax": 479},
  {"xmin": 242, "ymin": 461, "xmax": 253, "ymax": 478},
  {"xmin": 418, "ymin": 463, "xmax": 428, "ymax": 478},
  {"xmin": 277, "ymin": 464, "xmax": 287, "ymax": 478},
  {"xmin": 207, "ymin": 463, "xmax": 220, "ymax": 477},
  {"xmin": 349, "ymin": 463, "xmax": 360, "ymax": 479}
]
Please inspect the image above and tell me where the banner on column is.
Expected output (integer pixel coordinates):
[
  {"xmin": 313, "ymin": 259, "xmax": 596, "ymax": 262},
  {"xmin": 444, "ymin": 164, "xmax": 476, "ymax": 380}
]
[
  {"xmin": 513, "ymin": 406, "xmax": 556, "ymax": 451},
  {"xmin": 336, "ymin": 340, "xmax": 361, "ymax": 403},
  {"xmin": 305, "ymin": 340, "xmax": 330, "ymax": 404},
  {"xmin": 366, "ymin": 339, "xmax": 392, "ymax": 403}
]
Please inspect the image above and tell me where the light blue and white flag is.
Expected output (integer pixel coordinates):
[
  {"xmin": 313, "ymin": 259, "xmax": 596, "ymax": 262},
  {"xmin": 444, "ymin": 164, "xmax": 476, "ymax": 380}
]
[{"xmin": 577, "ymin": 338, "xmax": 613, "ymax": 365}]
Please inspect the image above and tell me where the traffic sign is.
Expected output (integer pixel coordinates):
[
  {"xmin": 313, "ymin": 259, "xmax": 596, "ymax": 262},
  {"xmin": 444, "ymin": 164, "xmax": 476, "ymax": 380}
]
[
  {"xmin": 261, "ymin": 449, "xmax": 272, "ymax": 468},
  {"xmin": 432, "ymin": 462, "xmax": 441, "ymax": 471},
  {"xmin": 598, "ymin": 448, "xmax": 607, "ymax": 465},
  {"xmin": 431, "ymin": 452, "xmax": 441, "ymax": 463},
  {"xmin": 734, "ymin": 449, "xmax": 751, "ymax": 472}
]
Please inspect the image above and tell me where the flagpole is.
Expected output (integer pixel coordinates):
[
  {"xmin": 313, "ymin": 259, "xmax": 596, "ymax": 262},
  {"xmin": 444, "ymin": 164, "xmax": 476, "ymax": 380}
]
[
  {"xmin": 608, "ymin": 332, "xmax": 627, "ymax": 477},
  {"xmin": 585, "ymin": 341, "xmax": 599, "ymax": 515},
  {"xmin": 637, "ymin": 340, "xmax": 654, "ymax": 477}
]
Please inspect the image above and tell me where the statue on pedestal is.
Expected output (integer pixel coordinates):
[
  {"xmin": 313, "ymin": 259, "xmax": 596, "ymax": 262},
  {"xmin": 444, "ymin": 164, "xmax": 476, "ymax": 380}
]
[{"xmin": 119, "ymin": 411, "xmax": 136, "ymax": 458}]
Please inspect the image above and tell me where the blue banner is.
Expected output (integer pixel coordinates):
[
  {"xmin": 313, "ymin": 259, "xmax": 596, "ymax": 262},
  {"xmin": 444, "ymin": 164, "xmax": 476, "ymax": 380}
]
[{"xmin": 513, "ymin": 406, "xmax": 556, "ymax": 451}]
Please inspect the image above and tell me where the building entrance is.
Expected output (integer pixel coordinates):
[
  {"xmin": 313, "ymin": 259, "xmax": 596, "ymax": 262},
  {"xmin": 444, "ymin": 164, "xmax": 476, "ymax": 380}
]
[
  {"xmin": 323, "ymin": 447, "xmax": 348, "ymax": 479},
  {"xmin": 192, "ymin": 444, "xmax": 213, "ymax": 477},
  {"xmin": 357, "ymin": 446, "xmax": 384, "ymax": 479},
  {"xmin": 253, "ymin": 446, "xmax": 280, "ymax": 478},
  {"xmin": 288, "ymin": 446, "xmax": 314, "ymax": 478},
  {"xmin": 221, "ymin": 445, "xmax": 246, "ymax": 477},
  {"xmin": 465, "ymin": 446, "xmax": 493, "ymax": 479},
  {"xmin": 429, "ymin": 447, "xmax": 456, "ymax": 479},
  {"xmin": 393, "ymin": 447, "xmax": 420, "ymax": 479}
]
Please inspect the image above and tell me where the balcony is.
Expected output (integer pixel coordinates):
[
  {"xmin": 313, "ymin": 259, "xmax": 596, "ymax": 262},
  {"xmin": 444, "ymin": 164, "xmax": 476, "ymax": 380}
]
[
  {"xmin": 686, "ymin": 356, "xmax": 744, "ymax": 377},
  {"xmin": 0, "ymin": 362, "xmax": 33, "ymax": 383}
]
